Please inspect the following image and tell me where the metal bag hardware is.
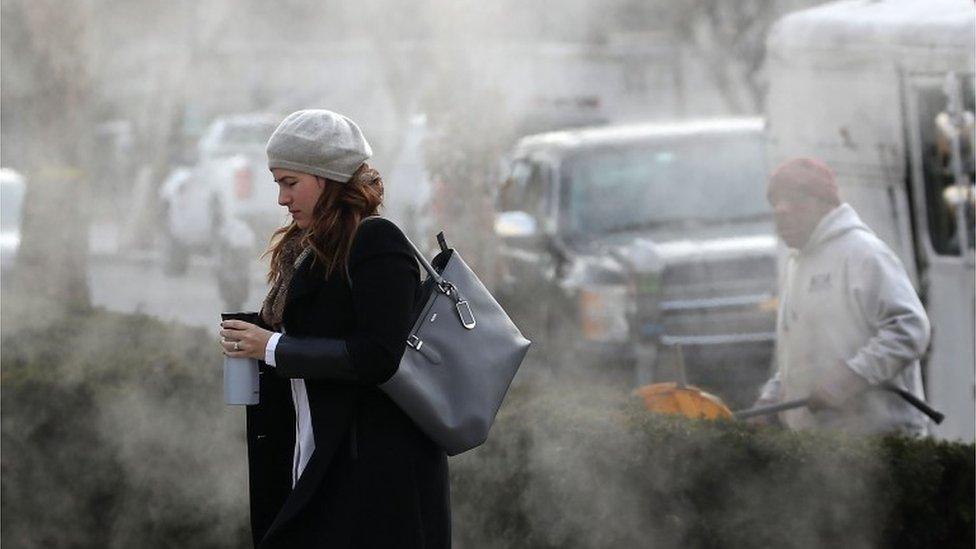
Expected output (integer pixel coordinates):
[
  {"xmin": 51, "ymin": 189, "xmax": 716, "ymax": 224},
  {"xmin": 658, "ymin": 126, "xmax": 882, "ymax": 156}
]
[
  {"xmin": 406, "ymin": 334, "xmax": 443, "ymax": 365},
  {"xmin": 456, "ymin": 300, "xmax": 476, "ymax": 329}
]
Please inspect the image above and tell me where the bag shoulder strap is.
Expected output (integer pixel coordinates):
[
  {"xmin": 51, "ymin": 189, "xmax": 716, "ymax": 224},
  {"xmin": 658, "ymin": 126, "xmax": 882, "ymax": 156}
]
[{"xmin": 345, "ymin": 216, "xmax": 445, "ymax": 287}]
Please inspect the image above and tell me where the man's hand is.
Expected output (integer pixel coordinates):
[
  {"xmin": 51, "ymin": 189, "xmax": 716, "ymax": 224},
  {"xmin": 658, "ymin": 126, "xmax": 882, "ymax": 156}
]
[
  {"xmin": 745, "ymin": 396, "xmax": 781, "ymax": 426},
  {"xmin": 808, "ymin": 364, "xmax": 871, "ymax": 412},
  {"xmin": 806, "ymin": 385, "xmax": 835, "ymax": 412},
  {"xmin": 220, "ymin": 320, "xmax": 274, "ymax": 361}
]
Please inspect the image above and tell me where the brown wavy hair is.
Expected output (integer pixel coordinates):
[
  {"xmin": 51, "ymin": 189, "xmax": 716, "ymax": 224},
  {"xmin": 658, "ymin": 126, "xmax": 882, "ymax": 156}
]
[{"xmin": 265, "ymin": 163, "xmax": 384, "ymax": 284}]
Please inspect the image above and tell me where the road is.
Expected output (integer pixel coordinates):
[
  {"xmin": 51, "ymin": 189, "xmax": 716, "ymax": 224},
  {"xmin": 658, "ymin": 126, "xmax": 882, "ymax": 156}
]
[
  {"xmin": 89, "ymin": 253, "xmax": 269, "ymax": 330},
  {"xmin": 87, "ymin": 221, "xmax": 271, "ymax": 328}
]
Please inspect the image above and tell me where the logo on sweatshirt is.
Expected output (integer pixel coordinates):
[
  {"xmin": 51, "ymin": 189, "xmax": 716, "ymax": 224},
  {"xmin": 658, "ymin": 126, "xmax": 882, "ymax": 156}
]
[{"xmin": 808, "ymin": 273, "xmax": 832, "ymax": 292}]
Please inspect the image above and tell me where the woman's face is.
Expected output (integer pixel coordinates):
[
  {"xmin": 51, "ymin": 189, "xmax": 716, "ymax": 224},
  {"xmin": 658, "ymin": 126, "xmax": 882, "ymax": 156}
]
[{"xmin": 272, "ymin": 168, "xmax": 326, "ymax": 229}]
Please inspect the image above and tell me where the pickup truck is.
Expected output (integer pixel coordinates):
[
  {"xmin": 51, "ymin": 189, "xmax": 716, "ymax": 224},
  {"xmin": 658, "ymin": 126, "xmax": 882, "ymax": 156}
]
[
  {"xmin": 493, "ymin": 118, "xmax": 778, "ymax": 407},
  {"xmin": 159, "ymin": 113, "xmax": 284, "ymax": 310}
]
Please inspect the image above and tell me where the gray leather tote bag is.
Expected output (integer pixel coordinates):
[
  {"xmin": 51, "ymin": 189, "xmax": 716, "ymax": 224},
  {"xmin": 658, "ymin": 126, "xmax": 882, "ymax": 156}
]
[{"xmin": 378, "ymin": 226, "xmax": 531, "ymax": 456}]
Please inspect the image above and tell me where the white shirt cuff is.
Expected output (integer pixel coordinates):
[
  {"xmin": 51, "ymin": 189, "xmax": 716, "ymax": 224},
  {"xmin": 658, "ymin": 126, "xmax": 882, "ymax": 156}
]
[{"xmin": 265, "ymin": 332, "xmax": 282, "ymax": 366}]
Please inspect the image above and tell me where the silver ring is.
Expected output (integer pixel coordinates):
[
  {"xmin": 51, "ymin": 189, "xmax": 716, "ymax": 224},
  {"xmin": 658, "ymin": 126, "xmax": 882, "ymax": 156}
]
[{"xmin": 234, "ymin": 341, "xmax": 240, "ymax": 352}]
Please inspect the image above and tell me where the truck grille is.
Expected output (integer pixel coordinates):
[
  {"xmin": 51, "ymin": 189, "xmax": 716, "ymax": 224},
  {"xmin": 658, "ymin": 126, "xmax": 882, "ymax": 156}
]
[{"xmin": 636, "ymin": 256, "xmax": 777, "ymax": 343}]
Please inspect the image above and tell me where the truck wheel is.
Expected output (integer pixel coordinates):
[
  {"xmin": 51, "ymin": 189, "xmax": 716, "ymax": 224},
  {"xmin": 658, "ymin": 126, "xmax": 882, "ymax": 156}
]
[
  {"xmin": 216, "ymin": 247, "xmax": 251, "ymax": 311},
  {"xmin": 161, "ymin": 232, "xmax": 190, "ymax": 276}
]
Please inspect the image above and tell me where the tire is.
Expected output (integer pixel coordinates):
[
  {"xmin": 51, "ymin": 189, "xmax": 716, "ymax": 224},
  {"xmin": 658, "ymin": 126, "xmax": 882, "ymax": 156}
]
[
  {"xmin": 215, "ymin": 246, "xmax": 250, "ymax": 312},
  {"xmin": 161, "ymin": 231, "xmax": 190, "ymax": 276}
]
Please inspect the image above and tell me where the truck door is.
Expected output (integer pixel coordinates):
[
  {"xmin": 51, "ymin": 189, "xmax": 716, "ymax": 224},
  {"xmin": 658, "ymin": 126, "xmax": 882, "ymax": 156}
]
[
  {"xmin": 495, "ymin": 158, "xmax": 555, "ymax": 342},
  {"xmin": 903, "ymin": 71, "xmax": 975, "ymax": 440}
]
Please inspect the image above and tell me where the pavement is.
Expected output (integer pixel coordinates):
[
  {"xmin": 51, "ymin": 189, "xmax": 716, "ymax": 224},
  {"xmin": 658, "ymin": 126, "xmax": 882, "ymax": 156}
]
[{"xmin": 88, "ymin": 221, "xmax": 270, "ymax": 329}]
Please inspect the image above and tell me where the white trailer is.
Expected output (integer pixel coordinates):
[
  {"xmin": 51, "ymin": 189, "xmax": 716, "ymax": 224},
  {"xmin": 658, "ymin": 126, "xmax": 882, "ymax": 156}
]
[{"xmin": 765, "ymin": 0, "xmax": 975, "ymax": 440}]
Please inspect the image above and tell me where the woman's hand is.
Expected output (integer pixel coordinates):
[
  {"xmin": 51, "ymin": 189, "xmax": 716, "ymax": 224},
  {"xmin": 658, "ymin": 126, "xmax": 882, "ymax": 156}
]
[{"xmin": 220, "ymin": 320, "xmax": 274, "ymax": 361}]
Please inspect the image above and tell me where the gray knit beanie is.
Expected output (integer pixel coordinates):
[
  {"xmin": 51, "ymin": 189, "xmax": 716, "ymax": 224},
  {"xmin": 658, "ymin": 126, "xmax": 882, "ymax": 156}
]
[{"xmin": 266, "ymin": 109, "xmax": 372, "ymax": 183}]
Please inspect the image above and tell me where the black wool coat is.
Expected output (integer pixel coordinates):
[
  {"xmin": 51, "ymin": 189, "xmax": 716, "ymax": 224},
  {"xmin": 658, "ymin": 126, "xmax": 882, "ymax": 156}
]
[{"xmin": 246, "ymin": 217, "xmax": 450, "ymax": 548}]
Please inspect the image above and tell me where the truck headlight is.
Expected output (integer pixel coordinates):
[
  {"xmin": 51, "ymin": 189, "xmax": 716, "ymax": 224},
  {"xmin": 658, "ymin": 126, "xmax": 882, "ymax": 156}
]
[{"xmin": 579, "ymin": 285, "xmax": 631, "ymax": 342}]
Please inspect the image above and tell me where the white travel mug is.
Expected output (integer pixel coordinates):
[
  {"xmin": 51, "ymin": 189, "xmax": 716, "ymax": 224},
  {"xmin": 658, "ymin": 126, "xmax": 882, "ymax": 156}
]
[{"xmin": 221, "ymin": 312, "xmax": 261, "ymax": 405}]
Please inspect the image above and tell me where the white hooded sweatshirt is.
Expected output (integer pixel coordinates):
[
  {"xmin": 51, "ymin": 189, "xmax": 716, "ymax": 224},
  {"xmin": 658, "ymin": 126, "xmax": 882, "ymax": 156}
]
[{"xmin": 760, "ymin": 204, "xmax": 931, "ymax": 435}]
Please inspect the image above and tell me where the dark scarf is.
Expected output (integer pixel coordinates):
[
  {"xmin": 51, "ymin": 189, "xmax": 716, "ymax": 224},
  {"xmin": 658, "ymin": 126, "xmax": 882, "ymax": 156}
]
[{"xmin": 260, "ymin": 236, "xmax": 311, "ymax": 331}]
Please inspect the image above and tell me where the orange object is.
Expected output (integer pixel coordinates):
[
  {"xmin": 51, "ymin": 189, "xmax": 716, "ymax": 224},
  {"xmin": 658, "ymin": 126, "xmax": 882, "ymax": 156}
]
[{"xmin": 635, "ymin": 382, "xmax": 733, "ymax": 420}]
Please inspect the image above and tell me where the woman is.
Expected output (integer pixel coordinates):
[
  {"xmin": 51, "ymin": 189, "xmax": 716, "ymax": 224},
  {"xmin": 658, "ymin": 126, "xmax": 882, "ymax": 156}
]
[{"xmin": 219, "ymin": 109, "xmax": 450, "ymax": 548}]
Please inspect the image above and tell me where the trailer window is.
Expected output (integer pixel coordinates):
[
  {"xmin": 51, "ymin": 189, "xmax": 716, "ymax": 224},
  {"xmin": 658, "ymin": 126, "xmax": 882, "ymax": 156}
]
[{"xmin": 913, "ymin": 77, "xmax": 975, "ymax": 256}]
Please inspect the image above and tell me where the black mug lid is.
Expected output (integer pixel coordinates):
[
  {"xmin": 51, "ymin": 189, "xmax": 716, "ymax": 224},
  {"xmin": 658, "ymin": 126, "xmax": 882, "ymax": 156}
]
[{"xmin": 221, "ymin": 311, "xmax": 261, "ymax": 323}]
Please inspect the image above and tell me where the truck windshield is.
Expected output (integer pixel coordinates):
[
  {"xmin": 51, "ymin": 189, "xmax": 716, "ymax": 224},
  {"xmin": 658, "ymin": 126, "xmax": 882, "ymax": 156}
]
[{"xmin": 561, "ymin": 134, "xmax": 769, "ymax": 235}]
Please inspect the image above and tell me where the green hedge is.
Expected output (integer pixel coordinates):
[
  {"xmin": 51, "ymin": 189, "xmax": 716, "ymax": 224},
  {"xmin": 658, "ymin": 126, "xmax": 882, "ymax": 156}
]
[
  {"xmin": 1, "ymin": 298, "xmax": 251, "ymax": 548},
  {"xmin": 2, "ymin": 300, "xmax": 973, "ymax": 548},
  {"xmin": 451, "ymin": 383, "xmax": 975, "ymax": 549}
]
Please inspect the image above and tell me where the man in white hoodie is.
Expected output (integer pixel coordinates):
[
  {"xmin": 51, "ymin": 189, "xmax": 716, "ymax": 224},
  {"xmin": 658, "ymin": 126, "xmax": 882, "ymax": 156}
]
[{"xmin": 756, "ymin": 158, "xmax": 931, "ymax": 435}]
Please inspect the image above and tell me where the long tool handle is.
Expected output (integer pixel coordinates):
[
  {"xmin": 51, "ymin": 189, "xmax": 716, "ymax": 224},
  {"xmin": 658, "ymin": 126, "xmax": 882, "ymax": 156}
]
[
  {"xmin": 733, "ymin": 399, "xmax": 809, "ymax": 420},
  {"xmin": 879, "ymin": 381, "xmax": 945, "ymax": 424},
  {"xmin": 733, "ymin": 384, "xmax": 945, "ymax": 424}
]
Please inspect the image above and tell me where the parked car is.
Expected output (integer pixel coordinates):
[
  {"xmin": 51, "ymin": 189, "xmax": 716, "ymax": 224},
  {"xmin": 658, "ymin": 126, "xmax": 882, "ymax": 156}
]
[
  {"xmin": 493, "ymin": 118, "xmax": 778, "ymax": 407},
  {"xmin": 159, "ymin": 113, "xmax": 284, "ymax": 310},
  {"xmin": 0, "ymin": 168, "xmax": 26, "ymax": 274}
]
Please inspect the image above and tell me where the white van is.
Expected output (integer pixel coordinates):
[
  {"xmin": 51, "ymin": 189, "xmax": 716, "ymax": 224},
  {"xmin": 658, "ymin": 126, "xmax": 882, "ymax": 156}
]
[{"xmin": 765, "ymin": 0, "xmax": 975, "ymax": 440}]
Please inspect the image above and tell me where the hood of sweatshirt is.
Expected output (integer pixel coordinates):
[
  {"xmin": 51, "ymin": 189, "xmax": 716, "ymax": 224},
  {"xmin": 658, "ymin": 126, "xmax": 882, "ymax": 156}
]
[{"xmin": 801, "ymin": 203, "xmax": 872, "ymax": 254}]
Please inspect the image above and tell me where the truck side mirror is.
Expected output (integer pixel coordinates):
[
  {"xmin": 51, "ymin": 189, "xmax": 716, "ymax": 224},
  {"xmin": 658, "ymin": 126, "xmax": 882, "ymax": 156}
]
[{"xmin": 495, "ymin": 211, "xmax": 542, "ymax": 246}]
